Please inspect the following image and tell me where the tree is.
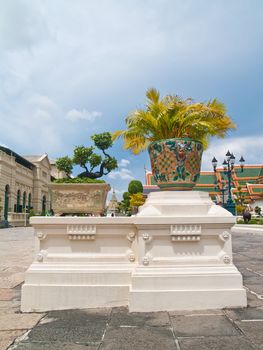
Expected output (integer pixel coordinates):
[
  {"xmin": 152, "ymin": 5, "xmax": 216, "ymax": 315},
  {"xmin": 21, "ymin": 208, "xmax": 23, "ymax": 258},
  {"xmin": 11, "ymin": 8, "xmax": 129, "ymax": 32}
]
[
  {"xmin": 129, "ymin": 193, "xmax": 145, "ymax": 207},
  {"xmin": 113, "ymin": 88, "xmax": 235, "ymax": 154},
  {"xmin": 128, "ymin": 180, "xmax": 143, "ymax": 194},
  {"xmin": 56, "ymin": 132, "xmax": 118, "ymax": 179},
  {"xmin": 56, "ymin": 156, "xmax": 73, "ymax": 178},
  {"xmin": 119, "ymin": 192, "xmax": 131, "ymax": 215}
]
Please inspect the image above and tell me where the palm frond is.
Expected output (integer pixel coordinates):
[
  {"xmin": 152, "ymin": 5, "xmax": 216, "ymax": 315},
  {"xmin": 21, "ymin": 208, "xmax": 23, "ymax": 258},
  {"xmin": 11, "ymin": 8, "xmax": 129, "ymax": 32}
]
[{"xmin": 114, "ymin": 88, "xmax": 235, "ymax": 153}]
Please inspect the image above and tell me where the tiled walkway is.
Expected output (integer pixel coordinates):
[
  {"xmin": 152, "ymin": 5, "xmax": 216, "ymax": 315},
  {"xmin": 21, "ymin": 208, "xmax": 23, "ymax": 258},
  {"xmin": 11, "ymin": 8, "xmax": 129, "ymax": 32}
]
[{"xmin": 1, "ymin": 228, "xmax": 263, "ymax": 350}]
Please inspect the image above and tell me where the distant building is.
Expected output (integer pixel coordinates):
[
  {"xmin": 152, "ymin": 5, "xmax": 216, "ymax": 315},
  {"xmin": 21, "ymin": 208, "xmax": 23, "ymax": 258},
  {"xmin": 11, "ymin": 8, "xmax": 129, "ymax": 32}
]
[
  {"xmin": 0, "ymin": 146, "xmax": 53, "ymax": 226},
  {"xmin": 144, "ymin": 164, "xmax": 263, "ymax": 208},
  {"xmin": 107, "ymin": 189, "xmax": 119, "ymax": 216},
  {"xmin": 50, "ymin": 159, "xmax": 67, "ymax": 180}
]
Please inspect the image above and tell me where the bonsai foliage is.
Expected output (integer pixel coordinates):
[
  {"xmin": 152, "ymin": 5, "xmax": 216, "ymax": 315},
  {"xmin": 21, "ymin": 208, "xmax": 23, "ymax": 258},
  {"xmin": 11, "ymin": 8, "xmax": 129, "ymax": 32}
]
[
  {"xmin": 118, "ymin": 192, "xmax": 131, "ymax": 215},
  {"xmin": 113, "ymin": 88, "xmax": 236, "ymax": 154},
  {"xmin": 56, "ymin": 132, "xmax": 118, "ymax": 179},
  {"xmin": 128, "ymin": 180, "xmax": 143, "ymax": 194},
  {"xmin": 129, "ymin": 193, "xmax": 145, "ymax": 207},
  {"xmin": 56, "ymin": 156, "xmax": 73, "ymax": 178},
  {"xmin": 118, "ymin": 180, "xmax": 144, "ymax": 215}
]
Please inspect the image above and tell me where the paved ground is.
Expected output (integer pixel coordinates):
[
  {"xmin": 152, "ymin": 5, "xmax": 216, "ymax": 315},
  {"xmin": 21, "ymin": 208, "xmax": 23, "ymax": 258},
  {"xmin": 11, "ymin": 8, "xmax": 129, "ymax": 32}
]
[{"xmin": 0, "ymin": 228, "xmax": 263, "ymax": 350}]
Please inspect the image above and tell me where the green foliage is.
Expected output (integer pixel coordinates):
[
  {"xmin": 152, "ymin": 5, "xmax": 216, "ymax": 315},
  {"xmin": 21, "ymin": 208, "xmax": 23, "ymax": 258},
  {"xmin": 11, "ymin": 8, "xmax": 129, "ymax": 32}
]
[
  {"xmin": 91, "ymin": 132, "xmax": 113, "ymax": 150},
  {"xmin": 128, "ymin": 180, "xmax": 143, "ymax": 194},
  {"xmin": 118, "ymin": 191, "xmax": 131, "ymax": 215},
  {"xmin": 119, "ymin": 180, "xmax": 144, "ymax": 216},
  {"xmin": 56, "ymin": 156, "xmax": 73, "ymax": 178},
  {"xmin": 236, "ymin": 204, "xmax": 246, "ymax": 216},
  {"xmin": 113, "ymin": 88, "xmax": 236, "ymax": 154},
  {"xmin": 53, "ymin": 178, "xmax": 105, "ymax": 184},
  {"xmin": 28, "ymin": 209, "xmax": 41, "ymax": 218},
  {"xmin": 72, "ymin": 146, "xmax": 94, "ymax": 168},
  {"xmin": 130, "ymin": 193, "xmax": 145, "ymax": 207},
  {"xmin": 103, "ymin": 156, "xmax": 118, "ymax": 172},
  {"xmin": 123, "ymin": 192, "xmax": 130, "ymax": 201},
  {"xmin": 237, "ymin": 218, "xmax": 263, "ymax": 225},
  {"xmin": 56, "ymin": 132, "xmax": 118, "ymax": 180},
  {"xmin": 255, "ymin": 206, "xmax": 262, "ymax": 216}
]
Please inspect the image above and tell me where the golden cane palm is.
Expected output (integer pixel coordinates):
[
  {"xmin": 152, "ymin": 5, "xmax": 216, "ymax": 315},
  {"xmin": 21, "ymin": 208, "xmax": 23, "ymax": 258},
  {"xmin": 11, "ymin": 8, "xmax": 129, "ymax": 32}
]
[{"xmin": 113, "ymin": 88, "xmax": 236, "ymax": 154}]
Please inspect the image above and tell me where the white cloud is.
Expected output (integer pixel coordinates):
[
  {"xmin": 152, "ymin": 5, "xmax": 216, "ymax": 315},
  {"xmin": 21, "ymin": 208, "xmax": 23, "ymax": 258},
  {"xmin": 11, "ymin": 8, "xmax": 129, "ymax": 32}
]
[
  {"xmin": 33, "ymin": 109, "xmax": 52, "ymax": 121},
  {"xmin": 118, "ymin": 159, "xmax": 130, "ymax": 168},
  {"xmin": 202, "ymin": 135, "xmax": 263, "ymax": 171},
  {"xmin": 0, "ymin": 0, "xmax": 49, "ymax": 51},
  {"xmin": 108, "ymin": 168, "xmax": 134, "ymax": 181},
  {"xmin": 28, "ymin": 95, "xmax": 57, "ymax": 110},
  {"xmin": 65, "ymin": 109, "xmax": 102, "ymax": 122}
]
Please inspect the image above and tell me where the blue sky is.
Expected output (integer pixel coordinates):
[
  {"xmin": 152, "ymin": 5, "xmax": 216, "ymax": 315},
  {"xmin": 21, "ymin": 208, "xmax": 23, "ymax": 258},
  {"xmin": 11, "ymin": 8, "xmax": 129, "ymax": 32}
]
[{"xmin": 0, "ymin": 0, "xmax": 263, "ymax": 199}]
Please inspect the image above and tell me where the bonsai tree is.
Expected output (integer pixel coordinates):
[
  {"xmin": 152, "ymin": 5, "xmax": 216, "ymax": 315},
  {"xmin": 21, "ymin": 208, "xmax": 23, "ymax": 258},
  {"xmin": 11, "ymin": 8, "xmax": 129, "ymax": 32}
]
[
  {"xmin": 128, "ymin": 180, "xmax": 143, "ymax": 194},
  {"xmin": 129, "ymin": 193, "xmax": 145, "ymax": 208},
  {"xmin": 118, "ymin": 180, "xmax": 144, "ymax": 216},
  {"xmin": 113, "ymin": 88, "xmax": 236, "ymax": 153},
  {"xmin": 56, "ymin": 132, "xmax": 118, "ymax": 180}
]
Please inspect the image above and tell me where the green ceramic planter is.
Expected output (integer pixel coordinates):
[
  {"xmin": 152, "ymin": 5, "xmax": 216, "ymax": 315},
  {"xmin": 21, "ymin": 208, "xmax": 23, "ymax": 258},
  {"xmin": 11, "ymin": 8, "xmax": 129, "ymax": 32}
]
[{"xmin": 148, "ymin": 138, "xmax": 203, "ymax": 190}]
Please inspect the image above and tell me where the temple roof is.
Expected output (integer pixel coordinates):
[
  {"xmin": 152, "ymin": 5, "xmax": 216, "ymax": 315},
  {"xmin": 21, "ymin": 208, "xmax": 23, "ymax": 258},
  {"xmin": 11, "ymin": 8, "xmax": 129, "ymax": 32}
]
[{"xmin": 144, "ymin": 164, "xmax": 263, "ymax": 202}]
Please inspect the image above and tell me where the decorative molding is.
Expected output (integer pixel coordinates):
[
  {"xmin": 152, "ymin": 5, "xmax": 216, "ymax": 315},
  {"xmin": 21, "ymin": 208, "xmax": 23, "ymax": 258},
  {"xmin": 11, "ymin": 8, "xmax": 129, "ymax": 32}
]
[
  {"xmin": 127, "ymin": 231, "xmax": 136, "ymax": 242},
  {"xmin": 126, "ymin": 249, "xmax": 136, "ymax": 262},
  {"xmin": 142, "ymin": 254, "xmax": 152, "ymax": 266},
  {"xmin": 142, "ymin": 232, "xmax": 152, "ymax": 243},
  {"xmin": 223, "ymin": 255, "xmax": 231, "ymax": 264},
  {"xmin": 36, "ymin": 250, "xmax": 47, "ymax": 262},
  {"xmin": 170, "ymin": 225, "xmax": 201, "ymax": 242},
  {"xmin": 219, "ymin": 231, "xmax": 230, "ymax": 242},
  {"xmin": 129, "ymin": 253, "xmax": 136, "ymax": 262},
  {"xmin": 67, "ymin": 225, "xmax": 96, "ymax": 240},
  {"xmin": 36, "ymin": 231, "xmax": 47, "ymax": 241}
]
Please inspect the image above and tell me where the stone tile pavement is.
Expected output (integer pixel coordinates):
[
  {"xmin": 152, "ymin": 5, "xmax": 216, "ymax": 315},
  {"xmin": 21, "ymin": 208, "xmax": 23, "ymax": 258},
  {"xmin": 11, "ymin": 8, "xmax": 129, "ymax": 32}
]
[{"xmin": 0, "ymin": 227, "xmax": 263, "ymax": 349}]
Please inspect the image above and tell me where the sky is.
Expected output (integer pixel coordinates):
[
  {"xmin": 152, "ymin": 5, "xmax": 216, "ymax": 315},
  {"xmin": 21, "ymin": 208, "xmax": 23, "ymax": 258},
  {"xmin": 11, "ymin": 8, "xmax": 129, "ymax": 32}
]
[{"xmin": 0, "ymin": 0, "xmax": 263, "ymax": 199}]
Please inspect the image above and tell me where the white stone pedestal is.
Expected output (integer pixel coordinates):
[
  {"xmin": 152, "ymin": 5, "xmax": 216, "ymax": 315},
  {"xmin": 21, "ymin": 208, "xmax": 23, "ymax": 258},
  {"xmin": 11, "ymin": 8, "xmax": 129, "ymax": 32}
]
[{"xmin": 21, "ymin": 191, "xmax": 247, "ymax": 312}]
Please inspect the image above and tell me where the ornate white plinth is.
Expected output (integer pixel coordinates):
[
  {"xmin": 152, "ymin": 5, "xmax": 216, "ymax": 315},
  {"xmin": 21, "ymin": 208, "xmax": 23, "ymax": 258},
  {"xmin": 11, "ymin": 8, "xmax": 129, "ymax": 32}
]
[{"xmin": 21, "ymin": 191, "xmax": 246, "ymax": 312}]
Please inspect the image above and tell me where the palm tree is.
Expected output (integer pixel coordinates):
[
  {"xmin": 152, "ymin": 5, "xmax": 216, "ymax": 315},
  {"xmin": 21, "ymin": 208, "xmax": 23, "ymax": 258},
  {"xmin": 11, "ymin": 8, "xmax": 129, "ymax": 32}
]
[{"xmin": 113, "ymin": 88, "xmax": 236, "ymax": 154}]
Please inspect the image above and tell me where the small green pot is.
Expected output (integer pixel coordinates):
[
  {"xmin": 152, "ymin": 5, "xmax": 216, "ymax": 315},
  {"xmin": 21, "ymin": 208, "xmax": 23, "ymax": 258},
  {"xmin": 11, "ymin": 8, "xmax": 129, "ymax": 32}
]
[{"xmin": 148, "ymin": 138, "xmax": 203, "ymax": 191}]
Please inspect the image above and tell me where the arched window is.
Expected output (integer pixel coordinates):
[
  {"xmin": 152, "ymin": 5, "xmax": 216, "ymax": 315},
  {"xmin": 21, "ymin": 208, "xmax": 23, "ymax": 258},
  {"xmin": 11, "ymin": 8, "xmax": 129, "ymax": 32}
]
[
  {"xmin": 42, "ymin": 195, "xmax": 47, "ymax": 213},
  {"xmin": 4, "ymin": 185, "xmax": 10, "ymax": 221},
  {"xmin": 23, "ymin": 191, "xmax": 27, "ymax": 210},
  {"xmin": 28, "ymin": 193, "xmax": 32, "ymax": 210},
  {"xmin": 16, "ymin": 190, "xmax": 21, "ymax": 213}
]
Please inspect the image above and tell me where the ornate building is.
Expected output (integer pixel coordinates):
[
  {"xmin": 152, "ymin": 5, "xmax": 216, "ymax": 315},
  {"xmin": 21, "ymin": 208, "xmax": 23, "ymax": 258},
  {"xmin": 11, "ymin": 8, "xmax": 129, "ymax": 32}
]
[
  {"xmin": 107, "ymin": 189, "xmax": 119, "ymax": 216},
  {"xmin": 0, "ymin": 146, "xmax": 52, "ymax": 226},
  {"xmin": 144, "ymin": 164, "xmax": 263, "ymax": 208}
]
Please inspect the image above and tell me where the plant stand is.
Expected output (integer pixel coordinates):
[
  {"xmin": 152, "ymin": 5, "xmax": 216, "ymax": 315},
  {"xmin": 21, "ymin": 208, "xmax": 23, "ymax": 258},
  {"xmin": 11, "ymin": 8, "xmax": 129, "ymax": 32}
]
[{"xmin": 21, "ymin": 191, "xmax": 246, "ymax": 312}]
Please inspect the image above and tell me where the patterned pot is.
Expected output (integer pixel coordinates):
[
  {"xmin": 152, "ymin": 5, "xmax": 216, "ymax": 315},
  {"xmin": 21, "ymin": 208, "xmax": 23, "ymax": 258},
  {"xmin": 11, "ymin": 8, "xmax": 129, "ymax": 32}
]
[{"xmin": 148, "ymin": 138, "xmax": 203, "ymax": 190}]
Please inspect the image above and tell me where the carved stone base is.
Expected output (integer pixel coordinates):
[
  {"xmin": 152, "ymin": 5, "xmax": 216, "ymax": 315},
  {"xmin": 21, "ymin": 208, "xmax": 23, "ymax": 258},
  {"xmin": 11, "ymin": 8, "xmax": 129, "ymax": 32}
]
[
  {"xmin": 21, "ymin": 265, "xmax": 131, "ymax": 312},
  {"xmin": 21, "ymin": 191, "xmax": 247, "ymax": 312},
  {"xmin": 129, "ymin": 266, "xmax": 246, "ymax": 312}
]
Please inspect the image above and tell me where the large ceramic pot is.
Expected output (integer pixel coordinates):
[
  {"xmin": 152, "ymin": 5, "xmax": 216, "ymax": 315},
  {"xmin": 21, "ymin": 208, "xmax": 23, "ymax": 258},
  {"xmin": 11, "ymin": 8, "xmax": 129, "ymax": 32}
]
[
  {"xmin": 148, "ymin": 138, "xmax": 203, "ymax": 190},
  {"xmin": 50, "ymin": 183, "xmax": 110, "ymax": 215}
]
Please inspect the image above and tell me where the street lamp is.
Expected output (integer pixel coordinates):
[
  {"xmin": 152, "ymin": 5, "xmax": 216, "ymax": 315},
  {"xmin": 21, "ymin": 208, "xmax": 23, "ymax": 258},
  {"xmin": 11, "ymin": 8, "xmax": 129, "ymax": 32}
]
[
  {"xmin": 212, "ymin": 151, "xmax": 245, "ymax": 215},
  {"xmin": 214, "ymin": 180, "xmax": 227, "ymax": 206}
]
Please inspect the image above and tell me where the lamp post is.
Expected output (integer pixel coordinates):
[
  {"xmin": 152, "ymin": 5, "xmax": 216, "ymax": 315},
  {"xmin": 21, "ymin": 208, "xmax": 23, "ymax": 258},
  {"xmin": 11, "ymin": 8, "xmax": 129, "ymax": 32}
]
[
  {"xmin": 214, "ymin": 180, "xmax": 227, "ymax": 205},
  {"xmin": 212, "ymin": 152, "xmax": 245, "ymax": 215}
]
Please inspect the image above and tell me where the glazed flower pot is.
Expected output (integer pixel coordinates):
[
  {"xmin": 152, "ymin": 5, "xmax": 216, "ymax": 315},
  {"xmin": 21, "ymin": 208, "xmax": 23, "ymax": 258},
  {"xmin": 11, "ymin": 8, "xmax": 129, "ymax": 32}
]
[{"xmin": 148, "ymin": 138, "xmax": 203, "ymax": 190}]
